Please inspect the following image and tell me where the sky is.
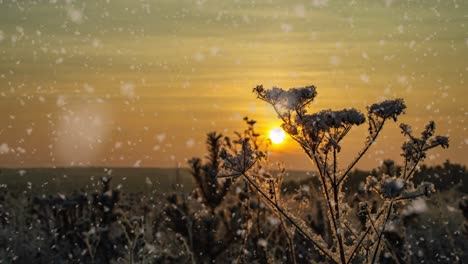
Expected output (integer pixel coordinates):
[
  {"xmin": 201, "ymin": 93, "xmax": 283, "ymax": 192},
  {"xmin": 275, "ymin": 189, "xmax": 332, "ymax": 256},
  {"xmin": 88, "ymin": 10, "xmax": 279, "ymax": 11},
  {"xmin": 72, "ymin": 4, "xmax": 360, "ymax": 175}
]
[{"xmin": 0, "ymin": 0, "xmax": 466, "ymax": 170}]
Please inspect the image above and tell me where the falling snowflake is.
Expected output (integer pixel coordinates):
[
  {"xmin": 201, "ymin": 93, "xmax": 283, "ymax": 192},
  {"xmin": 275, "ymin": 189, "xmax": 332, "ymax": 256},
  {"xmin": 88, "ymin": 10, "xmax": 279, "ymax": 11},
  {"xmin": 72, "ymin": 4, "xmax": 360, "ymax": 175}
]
[
  {"xmin": 311, "ymin": 0, "xmax": 329, "ymax": 8},
  {"xmin": 329, "ymin": 56, "xmax": 341, "ymax": 66},
  {"xmin": 83, "ymin": 83, "xmax": 94, "ymax": 93},
  {"xmin": 91, "ymin": 38, "xmax": 101, "ymax": 48},
  {"xmin": 210, "ymin": 46, "xmax": 220, "ymax": 56},
  {"xmin": 120, "ymin": 82, "xmax": 135, "ymax": 98},
  {"xmin": 397, "ymin": 75, "xmax": 408, "ymax": 84},
  {"xmin": 56, "ymin": 96, "xmax": 67, "ymax": 107},
  {"xmin": 360, "ymin": 74, "xmax": 370, "ymax": 83},
  {"xmin": 145, "ymin": 177, "xmax": 152, "ymax": 185},
  {"xmin": 134, "ymin": 160, "xmax": 141, "ymax": 167},
  {"xmin": 0, "ymin": 143, "xmax": 10, "ymax": 154},
  {"xmin": 194, "ymin": 52, "xmax": 205, "ymax": 61},
  {"xmin": 257, "ymin": 239, "xmax": 268, "ymax": 248},
  {"xmin": 155, "ymin": 133, "xmax": 166, "ymax": 142},
  {"xmin": 294, "ymin": 5, "xmax": 305, "ymax": 17},
  {"xmin": 66, "ymin": 6, "xmax": 83, "ymax": 24},
  {"xmin": 280, "ymin": 23, "xmax": 292, "ymax": 33},
  {"xmin": 186, "ymin": 138, "xmax": 195, "ymax": 148}
]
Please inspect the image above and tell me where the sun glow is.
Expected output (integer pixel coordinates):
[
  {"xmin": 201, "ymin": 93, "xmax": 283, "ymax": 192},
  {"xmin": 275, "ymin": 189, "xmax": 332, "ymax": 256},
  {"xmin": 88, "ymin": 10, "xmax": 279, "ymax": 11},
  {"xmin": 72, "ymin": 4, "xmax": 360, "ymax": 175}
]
[{"xmin": 269, "ymin": 127, "xmax": 286, "ymax": 144}]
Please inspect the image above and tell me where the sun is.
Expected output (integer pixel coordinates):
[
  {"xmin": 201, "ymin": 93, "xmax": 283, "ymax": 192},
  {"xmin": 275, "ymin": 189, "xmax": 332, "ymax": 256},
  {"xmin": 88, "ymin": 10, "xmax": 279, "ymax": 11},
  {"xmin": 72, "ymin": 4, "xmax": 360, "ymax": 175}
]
[{"xmin": 269, "ymin": 127, "xmax": 286, "ymax": 144}]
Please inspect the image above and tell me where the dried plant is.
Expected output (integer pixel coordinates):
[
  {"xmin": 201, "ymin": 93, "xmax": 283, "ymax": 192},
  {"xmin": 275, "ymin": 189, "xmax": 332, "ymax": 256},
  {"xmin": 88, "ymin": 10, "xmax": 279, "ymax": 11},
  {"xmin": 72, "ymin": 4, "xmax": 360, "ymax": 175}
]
[{"xmin": 217, "ymin": 84, "xmax": 449, "ymax": 264}]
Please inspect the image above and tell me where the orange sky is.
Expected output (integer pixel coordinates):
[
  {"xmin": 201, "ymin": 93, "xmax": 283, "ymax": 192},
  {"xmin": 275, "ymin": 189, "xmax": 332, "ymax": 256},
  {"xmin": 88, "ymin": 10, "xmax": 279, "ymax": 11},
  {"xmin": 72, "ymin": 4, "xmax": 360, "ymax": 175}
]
[{"xmin": 0, "ymin": 0, "xmax": 466, "ymax": 170}]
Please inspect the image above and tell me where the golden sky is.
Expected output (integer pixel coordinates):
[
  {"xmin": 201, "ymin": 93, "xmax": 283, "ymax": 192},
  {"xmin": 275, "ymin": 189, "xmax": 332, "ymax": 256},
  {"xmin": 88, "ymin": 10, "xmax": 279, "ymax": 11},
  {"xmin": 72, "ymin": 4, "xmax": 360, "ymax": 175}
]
[{"xmin": 0, "ymin": 0, "xmax": 466, "ymax": 170}]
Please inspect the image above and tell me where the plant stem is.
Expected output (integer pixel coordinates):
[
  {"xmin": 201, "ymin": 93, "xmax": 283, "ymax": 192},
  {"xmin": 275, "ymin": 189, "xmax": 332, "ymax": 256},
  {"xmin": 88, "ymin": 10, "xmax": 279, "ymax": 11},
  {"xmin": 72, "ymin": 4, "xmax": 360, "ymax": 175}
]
[
  {"xmin": 273, "ymin": 182, "xmax": 297, "ymax": 264},
  {"xmin": 371, "ymin": 201, "xmax": 394, "ymax": 264},
  {"xmin": 333, "ymin": 147, "xmax": 347, "ymax": 264},
  {"xmin": 242, "ymin": 173, "xmax": 338, "ymax": 264},
  {"xmin": 338, "ymin": 121, "xmax": 385, "ymax": 186},
  {"xmin": 346, "ymin": 208, "xmax": 386, "ymax": 264},
  {"xmin": 305, "ymin": 149, "xmax": 344, "ymax": 263}
]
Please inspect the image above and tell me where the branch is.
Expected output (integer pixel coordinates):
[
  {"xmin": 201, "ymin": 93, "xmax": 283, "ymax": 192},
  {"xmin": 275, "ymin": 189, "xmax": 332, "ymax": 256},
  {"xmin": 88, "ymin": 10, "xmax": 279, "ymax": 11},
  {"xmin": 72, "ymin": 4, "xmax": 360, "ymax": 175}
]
[
  {"xmin": 241, "ymin": 172, "xmax": 338, "ymax": 263},
  {"xmin": 346, "ymin": 207, "xmax": 386, "ymax": 264},
  {"xmin": 371, "ymin": 201, "xmax": 394, "ymax": 264},
  {"xmin": 338, "ymin": 120, "xmax": 385, "ymax": 186}
]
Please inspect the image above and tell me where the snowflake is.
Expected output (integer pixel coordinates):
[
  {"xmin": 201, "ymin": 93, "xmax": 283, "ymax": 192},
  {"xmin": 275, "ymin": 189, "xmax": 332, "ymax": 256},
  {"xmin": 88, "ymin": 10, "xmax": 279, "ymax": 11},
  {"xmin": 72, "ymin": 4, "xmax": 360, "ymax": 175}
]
[
  {"xmin": 66, "ymin": 6, "xmax": 83, "ymax": 24},
  {"xmin": 360, "ymin": 74, "xmax": 370, "ymax": 83},
  {"xmin": 280, "ymin": 23, "xmax": 292, "ymax": 33},
  {"xmin": 194, "ymin": 52, "xmax": 205, "ymax": 61},
  {"xmin": 120, "ymin": 82, "xmax": 135, "ymax": 98},
  {"xmin": 186, "ymin": 138, "xmax": 195, "ymax": 148},
  {"xmin": 294, "ymin": 5, "xmax": 305, "ymax": 17},
  {"xmin": 0, "ymin": 143, "xmax": 10, "ymax": 154}
]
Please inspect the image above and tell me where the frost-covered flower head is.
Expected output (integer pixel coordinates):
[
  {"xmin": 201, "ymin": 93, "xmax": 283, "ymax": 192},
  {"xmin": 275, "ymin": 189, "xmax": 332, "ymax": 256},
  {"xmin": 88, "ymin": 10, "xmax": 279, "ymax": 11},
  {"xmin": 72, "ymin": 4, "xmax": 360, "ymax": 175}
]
[
  {"xmin": 300, "ymin": 108, "xmax": 365, "ymax": 131},
  {"xmin": 366, "ymin": 175, "xmax": 436, "ymax": 200},
  {"xmin": 295, "ymin": 108, "xmax": 366, "ymax": 152},
  {"xmin": 430, "ymin": 135, "xmax": 449, "ymax": 149},
  {"xmin": 379, "ymin": 176, "xmax": 407, "ymax": 199},
  {"xmin": 368, "ymin": 98, "xmax": 406, "ymax": 121},
  {"xmin": 254, "ymin": 85, "xmax": 317, "ymax": 111},
  {"xmin": 366, "ymin": 175, "xmax": 409, "ymax": 199},
  {"xmin": 399, "ymin": 123, "xmax": 412, "ymax": 136},
  {"xmin": 366, "ymin": 174, "xmax": 409, "ymax": 198},
  {"xmin": 218, "ymin": 138, "xmax": 263, "ymax": 179},
  {"xmin": 400, "ymin": 121, "xmax": 449, "ymax": 163}
]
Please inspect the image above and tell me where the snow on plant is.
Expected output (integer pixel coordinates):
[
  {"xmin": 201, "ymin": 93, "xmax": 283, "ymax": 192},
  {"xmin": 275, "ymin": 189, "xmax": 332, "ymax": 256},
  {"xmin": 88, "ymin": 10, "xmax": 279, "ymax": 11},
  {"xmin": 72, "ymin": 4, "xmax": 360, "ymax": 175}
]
[{"xmin": 218, "ymin": 84, "xmax": 449, "ymax": 264}]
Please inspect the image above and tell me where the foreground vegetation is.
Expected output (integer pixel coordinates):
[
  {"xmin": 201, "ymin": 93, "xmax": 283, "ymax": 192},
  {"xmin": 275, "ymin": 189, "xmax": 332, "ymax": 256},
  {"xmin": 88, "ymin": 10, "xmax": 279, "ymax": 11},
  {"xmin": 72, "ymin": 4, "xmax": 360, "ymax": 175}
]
[
  {"xmin": 0, "ymin": 85, "xmax": 466, "ymax": 263},
  {"xmin": 0, "ymin": 156, "xmax": 466, "ymax": 263}
]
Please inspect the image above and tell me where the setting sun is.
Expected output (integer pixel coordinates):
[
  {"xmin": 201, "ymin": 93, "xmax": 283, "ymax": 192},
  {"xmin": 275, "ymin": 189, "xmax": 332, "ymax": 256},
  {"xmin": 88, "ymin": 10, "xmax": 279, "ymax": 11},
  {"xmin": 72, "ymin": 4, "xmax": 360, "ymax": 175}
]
[{"xmin": 269, "ymin": 127, "xmax": 286, "ymax": 144}]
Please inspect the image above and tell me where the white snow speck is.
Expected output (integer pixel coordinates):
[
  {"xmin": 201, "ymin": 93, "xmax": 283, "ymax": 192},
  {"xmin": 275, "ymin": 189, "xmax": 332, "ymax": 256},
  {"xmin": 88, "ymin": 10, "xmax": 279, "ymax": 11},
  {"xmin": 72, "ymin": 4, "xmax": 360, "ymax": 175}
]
[
  {"xmin": 397, "ymin": 75, "xmax": 408, "ymax": 84},
  {"xmin": 360, "ymin": 74, "xmax": 370, "ymax": 83},
  {"xmin": 67, "ymin": 6, "xmax": 83, "ymax": 24},
  {"xmin": 361, "ymin": 52, "xmax": 369, "ymax": 60},
  {"xmin": 120, "ymin": 82, "xmax": 135, "ymax": 98},
  {"xmin": 186, "ymin": 138, "xmax": 195, "ymax": 148},
  {"xmin": 83, "ymin": 83, "xmax": 94, "ymax": 93},
  {"xmin": 402, "ymin": 198, "xmax": 428, "ymax": 216},
  {"xmin": 294, "ymin": 5, "xmax": 305, "ymax": 17},
  {"xmin": 257, "ymin": 239, "xmax": 268, "ymax": 248},
  {"xmin": 134, "ymin": 160, "xmax": 141, "ymax": 167},
  {"xmin": 194, "ymin": 52, "xmax": 205, "ymax": 61},
  {"xmin": 56, "ymin": 96, "xmax": 67, "ymax": 107},
  {"xmin": 210, "ymin": 46, "xmax": 220, "ymax": 56},
  {"xmin": 114, "ymin": 142, "xmax": 122, "ymax": 149},
  {"xmin": 397, "ymin": 25, "xmax": 404, "ymax": 33},
  {"xmin": 267, "ymin": 216, "xmax": 281, "ymax": 226},
  {"xmin": 145, "ymin": 177, "xmax": 152, "ymax": 185},
  {"xmin": 311, "ymin": 0, "xmax": 328, "ymax": 8},
  {"xmin": 92, "ymin": 38, "xmax": 101, "ymax": 48},
  {"xmin": 155, "ymin": 133, "xmax": 166, "ymax": 142},
  {"xmin": 384, "ymin": 0, "xmax": 394, "ymax": 7},
  {"xmin": 280, "ymin": 23, "xmax": 293, "ymax": 33},
  {"xmin": 0, "ymin": 143, "xmax": 10, "ymax": 154},
  {"xmin": 330, "ymin": 56, "xmax": 341, "ymax": 66}
]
